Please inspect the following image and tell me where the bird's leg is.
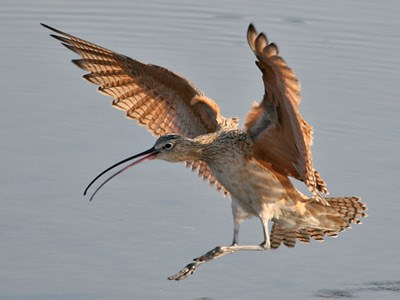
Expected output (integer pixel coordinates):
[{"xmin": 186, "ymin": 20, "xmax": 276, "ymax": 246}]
[
  {"xmin": 167, "ymin": 243, "xmax": 269, "ymax": 281},
  {"xmin": 232, "ymin": 221, "xmax": 240, "ymax": 245},
  {"xmin": 167, "ymin": 213, "xmax": 271, "ymax": 281},
  {"xmin": 230, "ymin": 197, "xmax": 246, "ymax": 246},
  {"xmin": 168, "ymin": 221, "xmax": 271, "ymax": 281},
  {"xmin": 260, "ymin": 218, "xmax": 271, "ymax": 249}
]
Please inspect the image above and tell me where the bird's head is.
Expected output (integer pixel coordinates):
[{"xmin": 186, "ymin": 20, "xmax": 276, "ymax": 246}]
[
  {"xmin": 153, "ymin": 134, "xmax": 202, "ymax": 162},
  {"xmin": 84, "ymin": 134, "xmax": 202, "ymax": 201}
]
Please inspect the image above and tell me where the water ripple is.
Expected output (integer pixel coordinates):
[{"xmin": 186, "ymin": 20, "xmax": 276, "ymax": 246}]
[{"xmin": 314, "ymin": 280, "xmax": 400, "ymax": 298}]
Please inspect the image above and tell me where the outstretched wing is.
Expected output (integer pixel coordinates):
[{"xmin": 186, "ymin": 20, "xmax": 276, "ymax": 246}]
[
  {"xmin": 42, "ymin": 24, "xmax": 222, "ymax": 138},
  {"xmin": 42, "ymin": 24, "xmax": 226, "ymax": 193},
  {"xmin": 244, "ymin": 24, "xmax": 328, "ymax": 200}
]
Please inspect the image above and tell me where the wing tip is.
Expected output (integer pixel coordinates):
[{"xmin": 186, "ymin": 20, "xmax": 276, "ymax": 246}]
[
  {"xmin": 247, "ymin": 23, "xmax": 280, "ymax": 59},
  {"xmin": 41, "ymin": 23, "xmax": 66, "ymax": 36},
  {"xmin": 40, "ymin": 22, "xmax": 52, "ymax": 30},
  {"xmin": 247, "ymin": 23, "xmax": 258, "ymax": 50}
]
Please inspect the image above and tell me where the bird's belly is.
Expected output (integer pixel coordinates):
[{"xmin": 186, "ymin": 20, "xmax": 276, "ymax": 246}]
[{"xmin": 208, "ymin": 158, "xmax": 287, "ymax": 215}]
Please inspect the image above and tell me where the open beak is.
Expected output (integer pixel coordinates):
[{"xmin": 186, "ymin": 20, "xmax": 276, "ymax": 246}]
[{"xmin": 84, "ymin": 147, "xmax": 158, "ymax": 201}]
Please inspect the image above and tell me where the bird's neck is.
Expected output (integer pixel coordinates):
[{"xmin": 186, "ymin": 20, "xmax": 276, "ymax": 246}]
[{"xmin": 185, "ymin": 133, "xmax": 218, "ymax": 161}]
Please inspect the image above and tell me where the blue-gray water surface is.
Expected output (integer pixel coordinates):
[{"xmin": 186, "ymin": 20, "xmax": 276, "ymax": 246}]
[{"xmin": 1, "ymin": 0, "xmax": 399, "ymax": 299}]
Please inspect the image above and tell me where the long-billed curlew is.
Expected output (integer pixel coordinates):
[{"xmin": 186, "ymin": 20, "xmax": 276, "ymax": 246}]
[{"xmin": 42, "ymin": 23, "xmax": 367, "ymax": 280}]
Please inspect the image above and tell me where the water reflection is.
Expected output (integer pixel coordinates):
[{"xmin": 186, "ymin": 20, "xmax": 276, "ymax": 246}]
[{"xmin": 314, "ymin": 280, "xmax": 400, "ymax": 298}]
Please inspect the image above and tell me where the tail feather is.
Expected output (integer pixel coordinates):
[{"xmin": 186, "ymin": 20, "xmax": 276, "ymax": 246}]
[
  {"xmin": 270, "ymin": 223, "xmax": 299, "ymax": 249},
  {"xmin": 307, "ymin": 228, "xmax": 325, "ymax": 242},
  {"xmin": 314, "ymin": 169, "xmax": 328, "ymax": 195},
  {"xmin": 270, "ymin": 196, "xmax": 367, "ymax": 249},
  {"xmin": 327, "ymin": 197, "xmax": 368, "ymax": 225},
  {"xmin": 283, "ymin": 230, "xmax": 297, "ymax": 248},
  {"xmin": 270, "ymin": 223, "xmax": 285, "ymax": 249},
  {"xmin": 297, "ymin": 229, "xmax": 311, "ymax": 243}
]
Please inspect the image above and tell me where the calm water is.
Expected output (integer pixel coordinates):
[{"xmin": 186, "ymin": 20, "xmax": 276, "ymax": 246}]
[{"xmin": 1, "ymin": 0, "xmax": 399, "ymax": 299}]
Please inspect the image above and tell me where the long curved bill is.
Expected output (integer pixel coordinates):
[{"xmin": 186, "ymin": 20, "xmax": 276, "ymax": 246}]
[{"xmin": 84, "ymin": 147, "xmax": 158, "ymax": 201}]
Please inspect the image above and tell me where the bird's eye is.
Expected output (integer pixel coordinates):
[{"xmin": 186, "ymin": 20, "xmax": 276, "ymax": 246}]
[{"xmin": 164, "ymin": 143, "xmax": 173, "ymax": 150}]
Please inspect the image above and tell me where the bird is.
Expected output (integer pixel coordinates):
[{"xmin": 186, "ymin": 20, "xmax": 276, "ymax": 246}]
[{"xmin": 42, "ymin": 23, "xmax": 367, "ymax": 280}]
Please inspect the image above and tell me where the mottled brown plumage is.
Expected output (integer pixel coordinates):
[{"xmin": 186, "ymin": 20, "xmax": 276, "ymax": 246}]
[
  {"xmin": 42, "ymin": 23, "xmax": 367, "ymax": 280},
  {"xmin": 245, "ymin": 24, "xmax": 328, "ymax": 201}
]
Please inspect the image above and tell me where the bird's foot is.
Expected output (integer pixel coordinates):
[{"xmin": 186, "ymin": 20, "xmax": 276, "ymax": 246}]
[
  {"xmin": 194, "ymin": 246, "xmax": 233, "ymax": 262},
  {"xmin": 168, "ymin": 246, "xmax": 234, "ymax": 281},
  {"xmin": 167, "ymin": 262, "xmax": 199, "ymax": 281},
  {"xmin": 260, "ymin": 241, "xmax": 270, "ymax": 250}
]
